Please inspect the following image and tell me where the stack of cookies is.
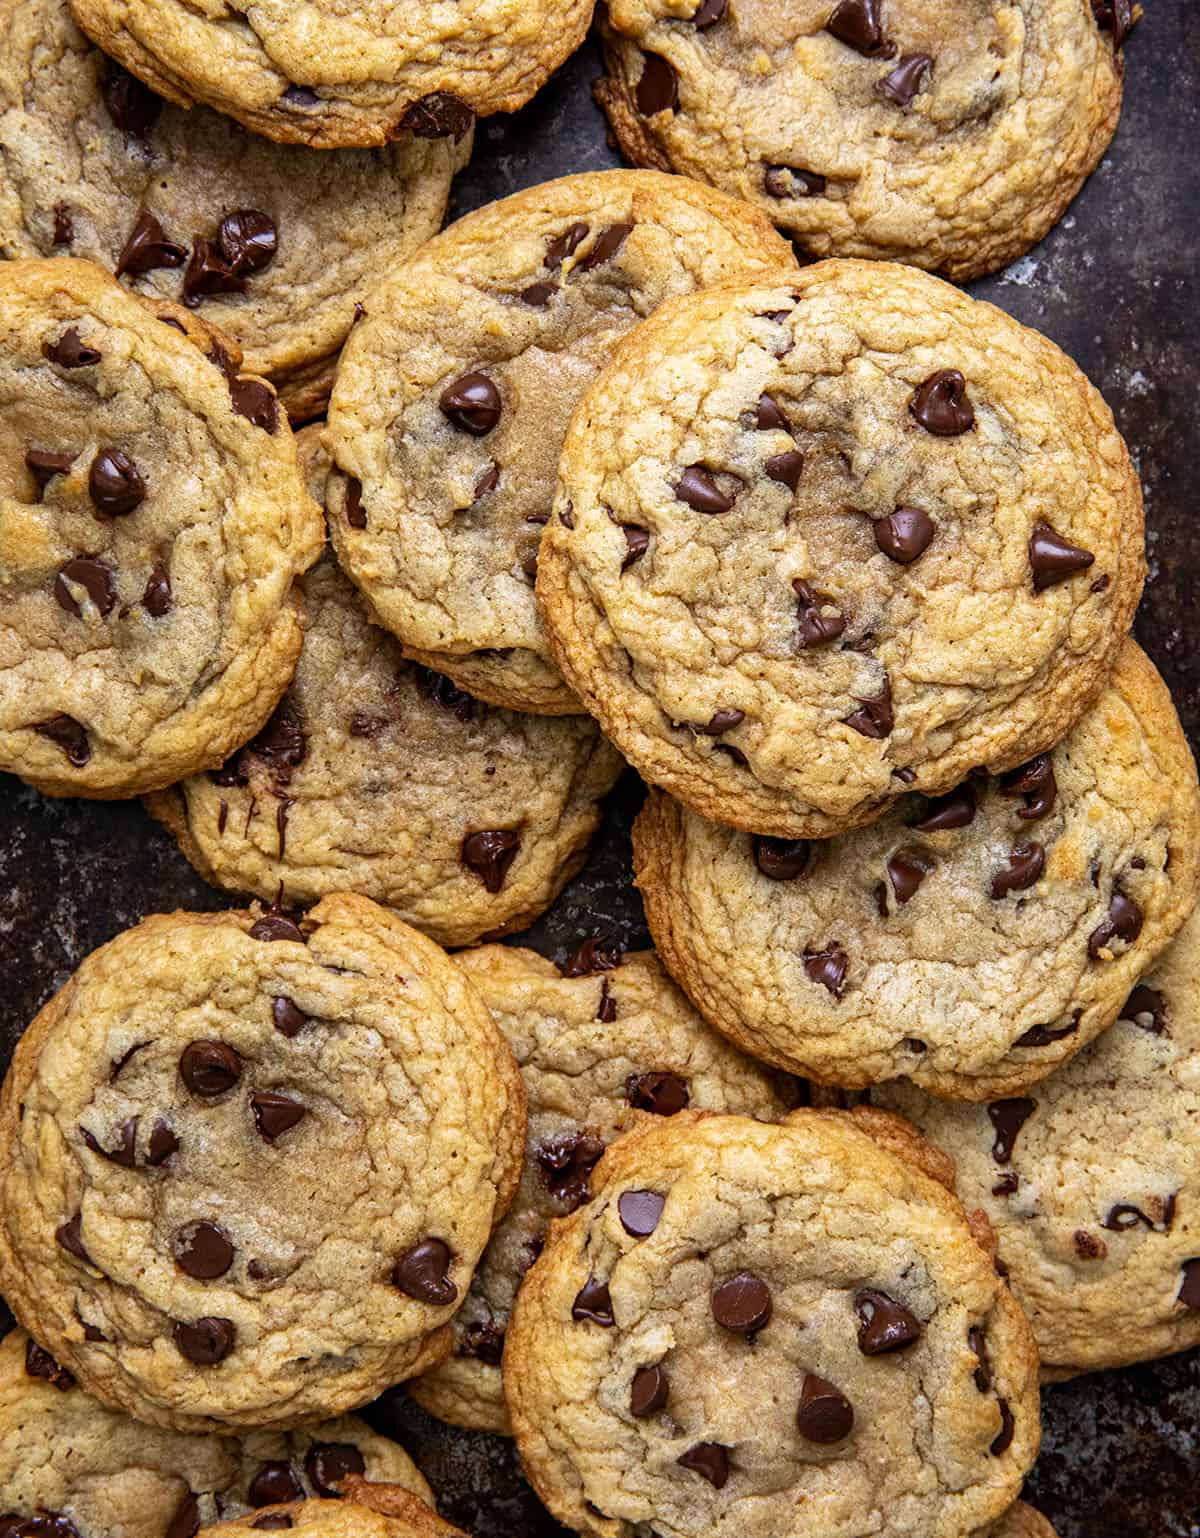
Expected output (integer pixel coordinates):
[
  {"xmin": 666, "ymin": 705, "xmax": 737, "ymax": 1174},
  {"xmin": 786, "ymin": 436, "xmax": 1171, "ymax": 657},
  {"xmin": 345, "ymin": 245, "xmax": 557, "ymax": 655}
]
[{"xmin": 0, "ymin": 4, "xmax": 1183, "ymax": 1538}]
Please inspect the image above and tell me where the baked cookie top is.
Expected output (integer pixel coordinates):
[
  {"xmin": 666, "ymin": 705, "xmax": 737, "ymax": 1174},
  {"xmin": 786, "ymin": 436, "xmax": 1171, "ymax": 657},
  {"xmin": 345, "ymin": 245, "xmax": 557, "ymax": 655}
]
[
  {"xmin": 325, "ymin": 170, "xmax": 795, "ymax": 715},
  {"xmin": 0, "ymin": 894, "xmax": 525, "ymax": 1432},
  {"xmin": 0, "ymin": 0, "xmax": 468, "ymax": 420},
  {"xmin": 538, "ymin": 260, "xmax": 1143, "ymax": 835},
  {"xmin": 595, "ymin": 0, "xmax": 1128, "ymax": 281},
  {"xmin": 0, "ymin": 1327, "xmax": 431, "ymax": 1538},
  {"xmin": 0, "ymin": 257, "xmax": 323, "ymax": 798},
  {"xmin": 202, "ymin": 1483, "xmax": 464, "ymax": 1538},
  {"xmin": 874, "ymin": 901, "xmax": 1200, "ymax": 1375},
  {"xmin": 633, "ymin": 641, "xmax": 1200, "ymax": 1100},
  {"xmin": 506, "ymin": 1108, "xmax": 1040, "ymax": 1538},
  {"xmin": 409, "ymin": 945, "xmax": 791, "ymax": 1433},
  {"xmin": 985, "ymin": 1507, "xmax": 1057, "ymax": 1538},
  {"xmin": 66, "ymin": 0, "xmax": 593, "ymax": 148}
]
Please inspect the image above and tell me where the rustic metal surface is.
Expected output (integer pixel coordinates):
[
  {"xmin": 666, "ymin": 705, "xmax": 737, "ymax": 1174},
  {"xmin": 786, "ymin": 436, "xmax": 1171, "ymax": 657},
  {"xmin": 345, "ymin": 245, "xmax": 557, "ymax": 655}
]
[{"xmin": 1, "ymin": 7, "xmax": 1198, "ymax": 1535}]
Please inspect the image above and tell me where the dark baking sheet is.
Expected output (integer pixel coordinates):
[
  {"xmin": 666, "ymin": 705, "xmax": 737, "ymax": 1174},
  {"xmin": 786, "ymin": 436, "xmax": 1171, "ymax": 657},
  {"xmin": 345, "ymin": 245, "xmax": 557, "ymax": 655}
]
[{"xmin": 2, "ymin": 7, "xmax": 1198, "ymax": 1535}]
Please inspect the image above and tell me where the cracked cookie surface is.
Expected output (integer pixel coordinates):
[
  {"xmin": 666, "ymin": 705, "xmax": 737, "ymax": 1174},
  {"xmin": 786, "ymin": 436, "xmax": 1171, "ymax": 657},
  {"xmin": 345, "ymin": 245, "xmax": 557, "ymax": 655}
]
[
  {"xmin": 633, "ymin": 641, "xmax": 1200, "ymax": 1100},
  {"xmin": 201, "ymin": 1482, "xmax": 466, "ymax": 1538},
  {"xmin": 66, "ymin": 0, "xmax": 593, "ymax": 148},
  {"xmin": 0, "ymin": 893, "xmax": 525, "ymax": 1432},
  {"xmin": 147, "ymin": 429, "xmax": 624, "ymax": 948},
  {"xmin": 873, "ymin": 901, "xmax": 1200, "ymax": 1375},
  {"xmin": 0, "ymin": 258, "xmax": 323, "ymax": 799},
  {"xmin": 538, "ymin": 260, "xmax": 1143, "ymax": 835},
  {"xmin": 595, "ymin": 0, "xmax": 1128, "ymax": 281},
  {"xmin": 410, "ymin": 945, "xmax": 791, "ymax": 1432},
  {"xmin": 0, "ymin": 1326, "xmax": 431, "ymax": 1538},
  {"xmin": 0, "ymin": 0, "xmax": 468, "ymax": 422},
  {"xmin": 326, "ymin": 170, "xmax": 795, "ymax": 714},
  {"xmin": 506, "ymin": 1107, "xmax": 1040, "ymax": 1538}
]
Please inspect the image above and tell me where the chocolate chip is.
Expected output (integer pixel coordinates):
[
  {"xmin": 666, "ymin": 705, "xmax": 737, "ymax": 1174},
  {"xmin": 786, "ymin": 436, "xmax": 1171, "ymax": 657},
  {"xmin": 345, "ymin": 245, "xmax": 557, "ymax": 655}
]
[
  {"xmin": 987, "ymin": 1098, "xmax": 1036, "ymax": 1163},
  {"xmin": 273, "ymin": 996, "xmax": 309, "ymax": 1037},
  {"xmin": 636, "ymin": 53, "xmax": 678, "ymax": 114},
  {"xmin": 755, "ymin": 392, "xmax": 790, "ymax": 430},
  {"xmin": 247, "ymin": 1463, "xmax": 304, "ymax": 1506},
  {"xmin": 677, "ymin": 1443, "xmax": 729, "ymax": 1488},
  {"xmin": 174, "ymin": 1220, "xmax": 235, "ymax": 1280},
  {"xmin": 1000, "ymin": 755, "xmax": 1057, "ymax": 820},
  {"xmin": 715, "ymin": 743, "xmax": 748, "ymax": 765},
  {"xmin": 282, "ymin": 84, "xmax": 320, "ymax": 107},
  {"xmin": 181, "ymin": 237, "xmax": 245, "ymax": 306},
  {"xmin": 579, "ymin": 224, "xmax": 635, "ymax": 272},
  {"xmin": 797, "ymin": 1374, "xmax": 854, "ymax": 1442},
  {"xmin": 910, "ymin": 370, "xmax": 974, "ymax": 435},
  {"xmin": 248, "ymin": 914, "xmax": 305, "ymax": 943},
  {"xmin": 115, "ymin": 209, "xmax": 186, "ymax": 277},
  {"xmin": 110, "ymin": 1043, "xmax": 146, "ymax": 1080},
  {"xmin": 855, "ymin": 1290, "xmax": 922, "ymax": 1354},
  {"xmin": 250, "ymin": 1091, "xmax": 306, "ymax": 1142},
  {"xmin": 218, "ymin": 210, "xmax": 278, "ymax": 276},
  {"xmin": 460, "ymin": 1320, "xmax": 506, "ymax": 1364},
  {"xmin": 621, "ymin": 525, "xmax": 650, "ymax": 569},
  {"xmin": 24, "ymin": 1338, "xmax": 74, "ymax": 1390},
  {"xmin": 826, "ymin": 0, "xmax": 887, "ymax": 53},
  {"xmin": 843, "ymin": 678, "xmax": 893, "ymax": 738},
  {"xmin": 991, "ymin": 1398, "xmax": 1015, "ymax": 1455},
  {"xmin": 560, "ymin": 937, "xmax": 623, "ymax": 977},
  {"xmin": 306, "ymin": 1442, "xmax": 366, "ymax": 1497},
  {"xmin": 712, "ymin": 1271, "xmax": 772, "ymax": 1334},
  {"xmin": 630, "ymin": 1363, "xmax": 670, "ymax": 1416},
  {"xmin": 804, "ymin": 944, "xmax": 848, "ymax": 997},
  {"xmin": 33, "ymin": 714, "xmax": 90, "ymax": 766},
  {"xmin": 1092, "ymin": 0, "xmax": 1137, "ymax": 49},
  {"xmin": 968, "ymin": 1325, "xmax": 992, "ymax": 1391},
  {"xmin": 764, "ymin": 165, "xmax": 827, "ymax": 198},
  {"xmin": 1073, "ymin": 1229, "xmax": 1105, "ymax": 1259},
  {"xmin": 910, "ymin": 784, "xmax": 975, "ymax": 832},
  {"xmin": 148, "ymin": 1118, "xmax": 180, "ymax": 1165},
  {"xmin": 1122, "ymin": 983, "xmax": 1167, "ymax": 1034},
  {"xmin": 55, "ymin": 1212, "xmax": 91, "ymax": 1267},
  {"xmin": 675, "ymin": 466, "xmax": 735, "ymax": 513},
  {"xmin": 618, "ymin": 1190, "xmax": 665, "ymax": 1237},
  {"xmin": 546, "ymin": 222, "xmax": 590, "ymax": 269},
  {"xmin": 885, "ymin": 848, "xmax": 933, "ymax": 905},
  {"xmin": 692, "ymin": 0, "xmax": 727, "ymax": 23},
  {"xmin": 1013, "ymin": 1015, "xmax": 1079, "ymax": 1047},
  {"xmin": 54, "ymin": 557, "xmax": 116, "ymax": 618},
  {"xmin": 874, "ymin": 506, "xmax": 935, "ymax": 564},
  {"xmin": 993, "ymin": 1172, "xmax": 1020, "ymax": 1197},
  {"xmin": 1178, "ymin": 1260, "xmax": 1200, "ymax": 1310},
  {"xmin": 876, "ymin": 53, "xmax": 934, "ymax": 106},
  {"xmin": 753, "ymin": 835, "xmax": 812, "ymax": 881},
  {"xmin": 990, "ymin": 842, "xmax": 1045, "ymax": 899},
  {"xmin": 440, "ymin": 373, "xmax": 502, "ymax": 435},
  {"xmin": 693, "ymin": 708, "xmax": 743, "ymax": 737},
  {"xmin": 228, "ymin": 377, "xmax": 280, "ymax": 432},
  {"xmin": 174, "ymin": 1316, "xmax": 235, "ymax": 1364},
  {"xmin": 518, "ymin": 280, "xmax": 557, "ymax": 308},
  {"xmin": 81, "ymin": 1117, "xmax": 137, "ymax": 1168},
  {"xmin": 571, "ymin": 1275, "xmax": 614, "ymax": 1325},
  {"xmin": 626, "ymin": 1071, "xmax": 689, "ymax": 1115},
  {"xmin": 43, "ymin": 327, "xmax": 100, "ymax": 368},
  {"xmin": 101, "ymin": 65, "xmax": 161, "ymax": 136},
  {"xmin": 1103, "ymin": 1203, "xmax": 1155, "ymax": 1232},
  {"xmin": 765, "ymin": 449, "xmax": 804, "ymax": 490},
  {"xmin": 417, "ymin": 667, "xmax": 476, "ymax": 721},
  {"xmin": 247, "ymin": 703, "xmax": 307, "ymax": 783},
  {"xmin": 1029, "ymin": 521, "xmax": 1095, "ymax": 591},
  {"xmin": 793, "ymin": 579, "xmax": 846, "ymax": 648},
  {"xmin": 559, "ymin": 503, "xmax": 575, "ymax": 529},
  {"xmin": 26, "ymin": 449, "xmax": 77, "ymax": 498},
  {"xmin": 142, "ymin": 563, "xmax": 172, "ymax": 616},
  {"xmin": 344, "ymin": 476, "xmax": 366, "ymax": 529},
  {"xmin": 1088, "ymin": 890, "xmax": 1143, "ymax": 960},
  {"xmin": 536, "ymin": 1132, "xmax": 606, "ymax": 1209},
  {"xmin": 166, "ymin": 1494, "xmax": 200, "ymax": 1538},
  {"xmin": 392, "ymin": 1239, "xmax": 457, "ymax": 1304},
  {"xmin": 180, "ymin": 1040, "xmax": 242, "ymax": 1097},
  {"xmin": 596, "ymin": 978, "xmax": 617, "ymax": 1023},
  {"xmin": 461, "ymin": 829, "xmax": 521, "ymax": 891},
  {"xmin": 401, "ymin": 92, "xmax": 475, "ymax": 140},
  {"xmin": 51, "ymin": 203, "xmax": 73, "ymax": 246},
  {"xmin": 89, "ymin": 449, "xmax": 145, "ymax": 515}
]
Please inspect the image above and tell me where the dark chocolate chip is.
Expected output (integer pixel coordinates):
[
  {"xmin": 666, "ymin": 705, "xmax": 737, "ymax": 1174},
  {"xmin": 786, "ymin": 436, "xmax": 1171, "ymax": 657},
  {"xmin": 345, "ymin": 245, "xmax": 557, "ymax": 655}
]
[
  {"xmin": 272, "ymin": 996, "xmax": 309, "ymax": 1037},
  {"xmin": 55, "ymin": 1214, "xmax": 92, "ymax": 1265},
  {"xmin": 1122, "ymin": 983, "xmax": 1167, "ymax": 1034},
  {"xmin": 462, "ymin": 829, "xmax": 521, "ymax": 892},
  {"xmin": 910, "ymin": 370, "xmax": 974, "ymax": 435},
  {"xmin": 676, "ymin": 465, "xmax": 735, "ymax": 513},
  {"xmin": 692, "ymin": 0, "xmax": 727, "ymax": 23},
  {"xmin": 571, "ymin": 1275, "xmax": 614, "ymax": 1325},
  {"xmin": 968, "ymin": 1325, "xmax": 992, "ymax": 1391},
  {"xmin": 1000, "ymin": 755, "xmax": 1057, "ymax": 820},
  {"xmin": 626, "ymin": 1072, "xmax": 689, "ymax": 1115},
  {"xmin": 1013, "ymin": 1015, "xmax": 1079, "ymax": 1048},
  {"xmin": 712, "ymin": 1271, "xmax": 772, "ymax": 1334},
  {"xmin": 81, "ymin": 1116, "xmax": 137, "ymax": 1168},
  {"xmin": 596, "ymin": 977, "xmax": 617, "ymax": 1023},
  {"xmin": 33, "ymin": 714, "xmax": 90, "ymax": 766},
  {"xmin": 54, "ymin": 557, "xmax": 116, "ymax": 618},
  {"xmin": 754, "ymin": 835, "xmax": 812, "ymax": 880},
  {"xmin": 115, "ymin": 209, "xmax": 186, "ymax": 278},
  {"xmin": 843, "ymin": 678, "xmax": 893, "ymax": 737},
  {"xmin": 440, "ymin": 373, "xmax": 502, "ymax": 435},
  {"xmin": 180, "ymin": 1040, "xmax": 242, "ymax": 1097},
  {"xmin": 621, "ymin": 525, "xmax": 650, "ymax": 570},
  {"xmin": 545, "ymin": 222, "xmax": 590, "ymax": 269},
  {"xmin": 560, "ymin": 937, "xmax": 623, "ymax": 977},
  {"xmin": 460, "ymin": 1320, "xmax": 506, "ymax": 1364},
  {"xmin": 578, "ymin": 224, "xmax": 634, "ymax": 272},
  {"xmin": 855, "ymin": 1289, "xmax": 922, "ymax": 1354},
  {"xmin": 472, "ymin": 464, "xmax": 501, "ymax": 504},
  {"xmin": 42, "ymin": 328, "xmax": 100, "ymax": 368},
  {"xmin": 401, "ymin": 93, "xmax": 475, "ymax": 140},
  {"xmin": 89, "ymin": 449, "xmax": 145, "ymax": 515},
  {"xmin": 677, "ymin": 1443, "xmax": 729, "ymax": 1488},
  {"xmin": 990, "ymin": 843, "xmax": 1045, "ymax": 899},
  {"xmin": 636, "ymin": 53, "xmax": 678, "ymax": 115},
  {"xmin": 148, "ymin": 1118, "xmax": 180, "ymax": 1165},
  {"xmin": 698, "ymin": 708, "xmax": 745, "ymax": 735},
  {"xmin": 536, "ymin": 1132, "xmax": 606, "ymax": 1209},
  {"xmin": 797, "ymin": 1374, "xmax": 854, "ymax": 1442},
  {"xmin": 520, "ymin": 281, "xmax": 557, "ymax": 307},
  {"xmin": 874, "ymin": 507, "xmax": 935, "ymax": 564},
  {"xmin": 52, "ymin": 203, "xmax": 73, "ymax": 245},
  {"xmin": 987, "ymin": 1098, "xmax": 1036, "ymax": 1164},
  {"xmin": 174, "ymin": 1220, "xmax": 235, "ymax": 1280},
  {"xmin": 1088, "ymin": 891, "xmax": 1143, "ymax": 960},
  {"xmin": 991, "ymin": 1398, "xmax": 1015, "ymax": 1455},
  {"xmin": 765, "ymin": 449, "xmax": 805, "ymax": 490},
  {"xmin": 1103, "ymin": 1203, "xmax": 1156, "ymax": 1232},
  {"xmin": 102, "ymin": 65, "xmax": 161, "ymax": 137},
  {"xmin": 826, "ymin": 0, "xmax": 886, "ymax": 53},
  {"xmin": 24, "ymin": 1338, "xmax": 74, "ymax": 1390},
  {"xmin": 142, "ymin": 563, "xmax": 172, "ymax": 616},
  {"xmin": 910, "ymin": 784, "xmax": 975, "ymax": 832},
  {"xmin": 181, "ymin": 237, "xmax": 245, "ymax": 305},
  {"xmin": 247, "ymin": 1463, "xmax": 303, "ymax": 1506},
  {"xmin": 618, "ymin": 1189, "xmax": 666, "ymax": 1237},
  {"xmin": 1092, "ymin": 0, "xmax": 1137, "ymax": 50},
  {"xmin": 26, "ymin": 449, "xmax": 77, "ymax": 496},
  {"xmin": 228, "ymin": 377, "xmax": 280, "ymax": 432},
  {"xmin": 218, "ymin": 210, "xmax": 278, "ymax": 276},
  {"xmin": 417, "ymin": 667, "xmax": 476, "ymax": 721},
  {"xmin": 764, "ymin": 165, "xmax": 827, "ymax": 198},
  {"xmin": 559, "ymin": 503, "xmax": 575, "ymax": 529},
  {"xmin": 885, "ymin": 848, "xmax": 933, "ymax": 905},
  {"xmin": 306, "ymin": 1443, "xmax": 366, "ymax": 1497},
  {"xmin": 1029, "ymin": 522, "xmax": 1095, "ymax": 591},
  {"xmin": 173, "ymin": 1316, "xmax": 235, "ymax": 1364},
  {"xmin": 248, "ymin": 914, "xmax": 305, "ymax": 943},
  {"xmin": 804, "ymin": 944, "xmax": 848, "ymax": 997},
  {"xmin": 250, "ymin": 1091, "xmax": 306, "ymax": 1142},
  {"xmin": 755, "ymin": 392, "xmax": 790, "ymax": 430},
  {"xmin": 993, "ymin": 1172, "xmax": 1020, "ymax": 1197},
  {"xmin": 166, "ymin": 1494, "xmax": 200, "ymax": 1538},
  {"xmin": 793, "ymin": 579, "xmax": 847, "ymax": 648},
  {"xmin": 876, "ymin": 53, "xmax": 934, "ymax": 106},
  {"xmin": 1178, "ymin": 1259, "xmax": 1200, "ymax": 1310},
  {"xmin": 630, "ymin": 1363, "xmax": 670, "ymax": 1416},
  {"xmin": 343, "ymin": 476, "xmax": 367, "ymax": 529},
  {"xmin": 392, "ymin": 1239, "xmax": 457, "ymax": 1304}
]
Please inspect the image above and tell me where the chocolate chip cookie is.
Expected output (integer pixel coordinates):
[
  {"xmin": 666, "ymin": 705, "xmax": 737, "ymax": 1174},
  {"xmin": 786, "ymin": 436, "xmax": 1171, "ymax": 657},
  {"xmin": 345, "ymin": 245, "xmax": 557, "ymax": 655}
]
[
  {"xmin": 67, "ymin": 0, "xmax": 592, "ymax": 148},
  {"xmin": 506, "ymin": 1106, "xmax": 1040, "ymax": 1538},
  {"xmin": 409, "ymin": 944, "xmax": 791, "ymax": 1433},
  {"xmin": 0, "ymin": 0, "xmax": 468, "ymax": 422},
  {"xmin": 201, "ymin": 1481, "xmax": 464, "ymax": 1538},
  {"xmin": 0, "ymin": 257, "xmax": 324, "ymax": 799},
  {"xmin": 325, "ymin": 170, "xmax": 796, "ymax": 714},
  {"xmin": 986, "ymin": 1508, "xmax": 1057, "ymax": 1538},
  {"xmin": 595, "ymin": 0, "xmax": 1130, "ymax": 281},
  {"xmin": 634, "ymin": 641, "xmax": 1200, "ymax": 1101},
  {"xmin": 0, "ymin": 1326, "xmax": 432, "ymax": 1536},
  {"xmin": 0, "ymin": 894, "xmax": 525, "ymax": 1431},
  {"xmin": 538, "ymin": 260, "xmax": 1143, "ymax": 834},
  {"xmin": 147, "ymin": 429, "xmax": 624, "ymax": 947},
  {"xmin": 873, "ymin": 901, "xmax": 1200, "ymax": 1376}
]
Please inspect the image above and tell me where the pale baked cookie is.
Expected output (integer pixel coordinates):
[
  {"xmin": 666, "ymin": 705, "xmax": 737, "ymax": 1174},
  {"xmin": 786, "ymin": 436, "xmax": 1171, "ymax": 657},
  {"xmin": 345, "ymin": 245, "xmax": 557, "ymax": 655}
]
[
  {"xmin": 201, "ymin": 1481, "xmax": 464, "ymax": 1538},
  {"xmin": 326, "ymin": 170, "xmax": 796, "ymax": 714},
  {"xmin": 984, "ymin": 1507, "xmax": 1057, "ymax": 1538},
  {"xmin": 0, "ymin": 257, "xmax": 323, "ymax": 799},
  {"xmin": 538, "ymin": 261, "xmax": 1143, "ymax": 834},
  {"xmin": 0, "ymin": 1326, "xmax": 432, "ymax": 1538},
  {"xmin": 0, "ymin": 895, "xmax": 525, "ymax": 1432},
  {"xmin": 595, "ymin": 0, "xmax": 1131, "ymax": 281},
  {"xmin": 633, "ymin": 641, "xmax": 1200, "ymax": 1101},
  {"xmin": 873, "ymin": 901, "xmax": 1200, "ymax": 1375},
  {"xmin": 506, "ymin": 1107, "xmax": 1040, "ymax": 1538},
  {"xmin": 0, "ymin": 0, "xmax": 469, "ymax": 422},
  {"xmin": 409, "ymin": 944, "xmax": 791, "ymax": 1432},
  {"xmin": 67, "ymin": 0, "xmax": 593, "ymax": 148},
  {"xmin": 146, "ymin": 432, "xmax": 624, "ymax": 947}
]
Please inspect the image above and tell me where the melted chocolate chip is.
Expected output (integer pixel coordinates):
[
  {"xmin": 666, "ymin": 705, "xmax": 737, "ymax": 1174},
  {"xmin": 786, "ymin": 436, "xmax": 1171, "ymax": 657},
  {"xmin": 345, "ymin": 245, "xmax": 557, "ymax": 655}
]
[
  {"xmin": 701, "ymin": 708, "xmax": 745, "ymax": 734},
  {"xmin": 546, "ymin": 222, "xmax": 590, "ymax": 269},
  {"xmin": 440, "ymin": 373, "xmax": 502, "ymax": 435},
  {"xmin": 26, "ymin": 450, "xmax": 77, "ymax": 496},
  {"xmin": 460, "ymin": 1319, "xmax": 506, "ymax": 1364},
  {"xmin": 89, "ymin": 449, "xmax": 145, "ymax": 516},
  {"xmin": 248, "ymin": 914, "xmax": 305, "ymax": 943},
  {"xmin": 43, "ymin": 328, "xmax": 100, "ymax": 368},
  {"xmin": 520, "ymin": 281, "xmax": 557, "ymax": 307},
  {"xmin": 24, "ymin": 1338, "xmax": 74, "ymax": 1390},
  {"xmin": 885, "ymin": 848, "xmax": 933, "ymax": 905},
  {"xmin": 535, "ymin": 1131, "xmax": 606, "ymax": 1209},
  {"xmin": 33, "ymin": 714, "xmax": 90, "ymax": 766},
  {"xmin": 250, "ymin": 1091, "xmax": 306, "ymax": 1142},
  {"xmin": 876, "ymin": 53, "xmax": 934, "ymax": 106},
  {"xmin": 626, "ymin": 1071, "xmax": 689, "ymax": 1115},
  {"xmin": 1103, "ymin": 1203, "xmax": 1158, "ymax": 1232},
  {"xmin": 991, "ymin": 1399, "xmax": 1015, "ymax": 1455},
  {"xmin": 115, "ymin": 209, "xmax": 186, "ymax": 278},
  {"xmin": 1088, "ymin": 891, "xmax": 1143, "ymax": 960},
  {"xmin": 174, "ymin": 1220, "xmax": 235, "ymax": 1280},
  {"xmin": 81, "ymin": 1117, "xmax": 137, "ymax": 1168},
  {"xmin": 843, "ymin": 678, "xmax": 893, "ymax": 738},
  {"xmin": 993, "ymin": 1172, "xmax": 1020, "ymax": 1197},
  {"xmin": 306, "ymin": 1443, "xmax": 366, "ymax": 1497},
  {"xmin": 571, "ymin": 1275, "xmax": 614, "ymax": 1325},
  {"xmin": 1178, "ymin": 1259, "xmax": 1200, "ymax": 1310},
  {"xmin": 621, "ymin": 525, "xmax": 650, "ymax": 570},
  {"xmin": 401, "ymin": 93, "xmax": 475, "ymax": 140},
  {"xmin": 560, "ymin": 937, "xmax": 623, "ymax": 977},
  {"xmin": 142, "ymin": 563, "xmax": 172, "ymax": 616},
  {"xmin": 712, "ymin": 1271, "xmax": 772, "ymax": 1334},
  {"xmin": 51, "ymin": 203, "xmax": 73, "ymax": 246},
  {"xmin": 969, "ymin": 1325, "xmax": 992, "ymax": 1391},
  {"xmin": 990, "ymin": 843, "xmax": 1045, "ymax": 899},
  {"xmin": 392, "ymin": 1239, "xmax": 457, "ymax": 1304},
  {"xmin": 692, "ymin": 0, "xmax": 727, "ymax": 23},
  {"xmin": 910, "ymin": 783, "xmax": 975, "ymax": 832},
  {"xmin": 804, "ymin": 943, "xmax": 848, "ymax": 997},
  {"xmin": 596, "ymin": 977, "xmax": 617, "ymax": 1023},
  {"xmin": 630, "ymin": 1363, "xmax": 670, "ymax": 1416},
  {"xmin": 988, "ymin": 1098, "xmax": 1036, "ymax": 1163},
  {"xmin": 1013, "ymin": 1015, "xmax": 1079, "ymax": 1048},
  {"xmin": 219, "ymin": 210, "xmax": 278, "ymax": 276},
  {"xmin": 180, "ymin": 1040, "xmax": 242, "ymax": 1097},
  {"xmin": 797, "ymin": 1374, "xmax": 854, "ymax": 1442},
  {"xmin": 677, "ymin": 1443, "xmax": 729, "ymax": 1488},
  {"xmin": 793, "ymin": 579, "xmax": 847, "ymax": 648},
  {"xmin": 875, "ymin": 506, "xmax": 935, "ymax": 563},
  {"xmin": 247, "ymin": 1463, "xmax": 303, "ymax": 1506},
  {"xmin": 173, "ymin": 1316, "xmax": 235, "ymax": 1364},
  {"xmin": 910, "ymin": 370, "xmax": 974, "ymax": 435},
  {"xmin": 618, "ymin": 1189, "xmax": 666, "ymax": 1237},
  {"xmin": 339, "ymin": 475, "xmax": 367, "ymax": 528},
  {"xmin": 417, "ymin": 666, "xmax": 476, "ymax": 721},
  {"xmin": 578, "ymin": 224, "xmax": 634, "ymax": 272},
  {"xmin": 676, "ymin": 465, "xmax": 734, "ymax": 513},
  {"xmin": 273, "ymin": 996, "xmax": 309, "ymax": 1037},
  {"xmin": 1029, "ymin": 522, "xmax": 1095, "ymax": 590},
  {"xmin": 148, "ymin": 1118, "xmax": 180, "ymax": 1165},
  {"xmin": 826, "ymin": 0, "xmax": 885, "ymax": 52},
  {"xmin": 102, "ymin": 65, "xmax": 161, "ymax": 136},
  {"xmin": 754, "ymin": 835, "xmax": 812, "ymax": 880},
  {"xmin": 228, "ymin": 377, "xmax": 280, "ymax": 432},
  {"xmin": 55, "ymin": 1214, "xmax": 91, "ymax": 1265},
  {"xmin": 54, "ymin": 557, "xmax": 116, "ymax": 618},
  {"xmin": 855, "ymin": 1290, "xmax": 922, "ymax": 1354},
  {"xmin": 636, "ymin": 53, "xmax": 678, "ymax": 115},
  {"xmin": 461, "ymin": 829, "xmax": 521, "ymax": 891},
  {"xmin": 755, "ymin": 392, "xmax": 790, "ymax": 430},
  {"xmin": 1122, "ymin": 983, "xmax": 1167, "ymax": 1034},
  {"xmin": 764, "ymin": 165, "xmax": 827, "ymax": 198},
  {"xmin": 166, "ymin": 1494, "xmax": 200, "ymax": 1538},
  {"xmin": 181, "ymin": 237, "xmax": 245, "ymax": 306},
  {"xmin": 766, "ymin": 449, "xmax": 805, "ymax": 490},
  {"xmin": 1092, "ymin": 0, "xmax": 1137, "ymax": 49},
  {"xmin": 1001, "ymin": 755, "xmax": 1057, "ymax": 819}
]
